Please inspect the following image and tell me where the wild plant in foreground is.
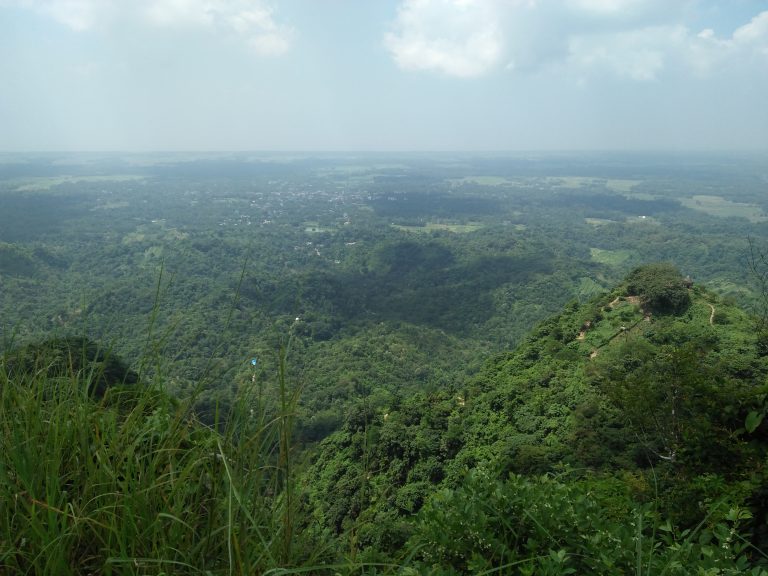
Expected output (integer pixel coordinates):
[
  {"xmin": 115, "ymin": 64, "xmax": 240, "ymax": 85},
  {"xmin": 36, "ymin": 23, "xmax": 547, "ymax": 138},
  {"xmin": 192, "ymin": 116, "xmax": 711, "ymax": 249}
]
[{"xmin": 0, "ymin": 335, "xmax": 324, "ymax": 575}]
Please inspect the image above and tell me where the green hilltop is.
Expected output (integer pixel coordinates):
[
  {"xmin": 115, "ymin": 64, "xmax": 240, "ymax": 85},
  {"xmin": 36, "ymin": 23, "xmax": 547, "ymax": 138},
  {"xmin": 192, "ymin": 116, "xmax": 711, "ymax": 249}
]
[{"xmin": 305, "ymin": 264, "xmax": 768, "ymax": 568}]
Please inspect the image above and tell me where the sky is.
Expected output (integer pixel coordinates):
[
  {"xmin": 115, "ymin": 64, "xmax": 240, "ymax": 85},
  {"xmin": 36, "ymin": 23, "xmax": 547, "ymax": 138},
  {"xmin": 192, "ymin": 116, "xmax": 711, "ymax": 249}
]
[{"xmin": 0, "ymin": 0, "xmax": 767, "ymax": 152}]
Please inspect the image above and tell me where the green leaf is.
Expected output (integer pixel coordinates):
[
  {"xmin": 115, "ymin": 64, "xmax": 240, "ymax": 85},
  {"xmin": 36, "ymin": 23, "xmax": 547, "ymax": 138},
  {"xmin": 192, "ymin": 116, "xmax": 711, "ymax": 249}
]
[
  {"xmin": 726, "ymin": 507, "xmax": 752, "ymax": 522},
  {"xmin": 745, "ymin": 411, "xmax": 764, "ymax": 434},
  {"xmin": 659, "ymin": 520, "xmax": 673, "ymax": 532}
]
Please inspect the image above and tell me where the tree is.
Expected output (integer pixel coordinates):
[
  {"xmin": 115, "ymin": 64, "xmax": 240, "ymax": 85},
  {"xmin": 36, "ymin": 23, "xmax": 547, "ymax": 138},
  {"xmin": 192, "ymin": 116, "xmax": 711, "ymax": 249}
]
[
  {"xmin": 600, "ymin": 339, "xmax": 741, "ymax": 474},
  {"xmin": 747, "ymin": 237, "xmax": 768, "ymax": 355},
  {"xmin": 625, "ymin": 263, "xmax": 691, "ymax": 315}
]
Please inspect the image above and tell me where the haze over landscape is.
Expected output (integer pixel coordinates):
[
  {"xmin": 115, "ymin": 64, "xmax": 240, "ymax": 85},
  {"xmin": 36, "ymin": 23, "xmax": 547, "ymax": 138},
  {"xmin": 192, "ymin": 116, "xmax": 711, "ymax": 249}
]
[{"xmin": 1, "ymin": 0, "xmax": 767, "ymax": 151}]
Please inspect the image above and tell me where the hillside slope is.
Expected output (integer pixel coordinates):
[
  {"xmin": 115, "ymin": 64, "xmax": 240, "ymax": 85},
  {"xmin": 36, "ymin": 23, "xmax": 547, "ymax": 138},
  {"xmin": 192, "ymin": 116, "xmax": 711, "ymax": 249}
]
[
  {"xmin": 306, "ymin": 264, "xmax": 768, "ymax": 555},
  {"xmin": 2, "ymin": 264, "xmax": 767, "ymax": 573}
]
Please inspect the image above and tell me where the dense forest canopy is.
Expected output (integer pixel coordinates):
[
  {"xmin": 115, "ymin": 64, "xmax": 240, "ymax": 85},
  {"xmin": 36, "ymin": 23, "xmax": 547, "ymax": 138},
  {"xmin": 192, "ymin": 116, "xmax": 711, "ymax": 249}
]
[{"xmin": 1, "ymin": 152, "xmax": 768, "ymax": 573}]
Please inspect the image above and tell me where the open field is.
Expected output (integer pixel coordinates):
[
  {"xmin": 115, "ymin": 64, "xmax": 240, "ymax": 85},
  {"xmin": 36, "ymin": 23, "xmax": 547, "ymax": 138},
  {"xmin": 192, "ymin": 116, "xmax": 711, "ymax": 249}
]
[
  {"xmin": 450, "ymin": 176, "xmax": 515, "ymax": 186},
  {"xmin": 626, "ymin": 215, "xmax": 660, "ymax": 225},
  {"xmin": 544, "ymin": 176, "xmax": 640, "ymax": 192},
  {"xmin": 590, "ymin": 248, "xmax": 633, "ymax": 266},
  {"xmin": 585, "ymin": 217, "xmax": 618, "ymax": 226},
  {"xmin": 623, "ymin": 192, "xmax": 661, "ymax": 201},
  {"xmin": 680, "ymin": 195, "xmax": 767, "ymax": 222},
  {"xmin": 391, "ymin": 222, "xmax": 485, "ymax": 234},
  {"xmin": 13, "ymin": 175, "xmax": 145, "ymax": 191},
  {"xmin": 304, "ymin": 222, "xmax": 336, "ymax": 233}
]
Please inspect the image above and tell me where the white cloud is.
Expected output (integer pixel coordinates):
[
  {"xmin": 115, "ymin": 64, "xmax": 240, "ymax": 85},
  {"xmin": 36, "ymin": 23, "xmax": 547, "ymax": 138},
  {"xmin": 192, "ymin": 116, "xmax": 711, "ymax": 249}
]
[
  {"xmin": 143, "ymin": 0, "xmax": 295, "ymax": 56},
  {"xmin": 227, "ymin": 5, "xmax": 294, "ymax": 56},
  {"xmin": 142, "ymin": 0, "xmax": 215, "ymax": 28},
  {"xmin": 568, "ymin": 0, "xmax": 645, "ymax": 15},
  {"xmin": 677, "ymin": 10, "xmax": 768, "ymax": 77},
  {"xmin": 383, "ymin": 0, "xmax": 680, "ymax": 78},
  {"xmin": 733, "ymin": 10, "xmax": 768, "ymax": 44},
  {"xmin": 2, "ymin": 0, "xmax": 293, "ymax": 56},
  {"xmin": 567, "ymin": 16, "xmax": 768, "ymax": 83},
  {"xmin": 246, "ymin": 32, "xmax": 291, "ymax": 57},
  {"xmin": 568, "ymin": 25, "xmax": 687, "ymax": 81},
  {"xmin": 732, "ymin": 10, "xmax": 768, "ymax": 56},
  {"xmin": 565, "ymin": 0, "xmax": 676, "ymax": 20},
  {"xmin": 384, "ymin": 0, "xmax": 506, "ymax": 78},
  {"xmin": 386, "ymin": 0, "xmax": 767, "ymax": 81},
  {"xmin": 6, "ymin": 0, "xmax": 112, "ymax": 31},
  {"xmin": 41, "ymin": 0, "xmax": 102, "ymax": 30}
]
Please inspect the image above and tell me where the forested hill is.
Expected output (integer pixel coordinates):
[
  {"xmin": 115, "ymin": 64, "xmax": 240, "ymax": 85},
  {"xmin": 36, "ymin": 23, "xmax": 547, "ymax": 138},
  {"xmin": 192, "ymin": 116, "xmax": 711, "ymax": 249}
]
[
  {"xmin": 306, "ymin": 264, "xmax": 768, "ymax": 564},
  {"xmin": 2, "ymin": 264, "xmax": 768, "ymax": 574}
]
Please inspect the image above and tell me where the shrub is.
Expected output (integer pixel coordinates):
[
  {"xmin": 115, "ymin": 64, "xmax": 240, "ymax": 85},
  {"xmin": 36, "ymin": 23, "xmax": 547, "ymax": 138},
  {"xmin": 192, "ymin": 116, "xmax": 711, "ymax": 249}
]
[{"xmin": 407, "ymin": 470, "xmax": 767, "ymax": 575}]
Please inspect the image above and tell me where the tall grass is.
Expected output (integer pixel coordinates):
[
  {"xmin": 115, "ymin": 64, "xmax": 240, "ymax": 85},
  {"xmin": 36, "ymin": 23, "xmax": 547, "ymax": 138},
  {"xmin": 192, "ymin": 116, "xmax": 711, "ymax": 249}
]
[{"xmin": 0, "ymin": 333, "xmax": 324, "ymax": 575}]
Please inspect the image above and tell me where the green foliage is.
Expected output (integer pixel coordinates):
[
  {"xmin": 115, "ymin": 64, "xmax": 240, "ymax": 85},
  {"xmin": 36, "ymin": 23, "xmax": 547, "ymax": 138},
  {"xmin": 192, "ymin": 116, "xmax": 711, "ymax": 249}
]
[
  {"xmin": 0, "ymin": 337, "xmax": 326, "ymax": 574},
  {"xmin": 408, "ymin": 470, "xmax": 768, "ymax": 575},
  {"xmin": 596, "ymin": 340, "xmax": 743, "ymax": 473},
  {"xmin": 0, "ymin": 242, "xmax": 40, "ymax": 277},
  {"xmin": 2, "ymin": 155, "xmax": 768, "ymax": 572},
  {"xmin": 625, "ymin": 263, "xmax": 691, "ymax": 314},
  {"xmin": 4, "ymin": 336, "xmax": 138, "ymax": 398},
  {"xmin": 306, "ymin": 275, "xmax": 768, "ymax": 563},
  {"xmin": 1, "ymin": 279, "xmax": 768, "ymax": 574},
  {"xmin": 746, "ymin": 411, "xmax": 764, "ymax": 434}
]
